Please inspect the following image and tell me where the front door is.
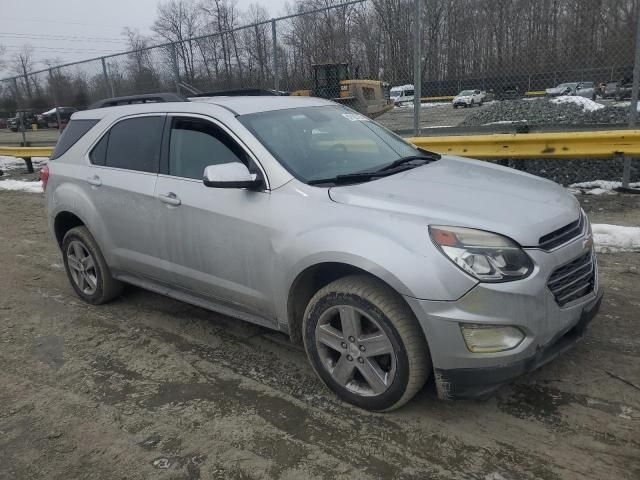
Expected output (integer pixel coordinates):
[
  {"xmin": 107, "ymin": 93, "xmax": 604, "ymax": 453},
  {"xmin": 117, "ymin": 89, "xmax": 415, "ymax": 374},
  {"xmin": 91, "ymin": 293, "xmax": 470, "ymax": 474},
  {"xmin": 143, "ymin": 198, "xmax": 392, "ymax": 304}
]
[{"xmin": 154, "ymin": 115, "xmax": 275, "ymax": 323}]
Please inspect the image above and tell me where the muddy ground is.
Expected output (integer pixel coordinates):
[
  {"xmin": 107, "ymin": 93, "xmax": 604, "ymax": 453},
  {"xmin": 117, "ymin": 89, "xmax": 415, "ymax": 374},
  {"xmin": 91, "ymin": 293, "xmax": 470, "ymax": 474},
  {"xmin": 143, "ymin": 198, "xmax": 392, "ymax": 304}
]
[{"xmin": 0, "ymin": 175, "xmax": 639, "ymax": 479}]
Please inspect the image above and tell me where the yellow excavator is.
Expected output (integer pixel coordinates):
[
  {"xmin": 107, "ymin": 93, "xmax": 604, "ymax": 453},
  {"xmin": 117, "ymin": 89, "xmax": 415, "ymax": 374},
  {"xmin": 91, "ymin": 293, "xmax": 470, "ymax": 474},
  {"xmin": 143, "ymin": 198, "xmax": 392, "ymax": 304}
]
[{"xmin": 291, "ymin": 63, "xmax": 393, "ymax": 119}]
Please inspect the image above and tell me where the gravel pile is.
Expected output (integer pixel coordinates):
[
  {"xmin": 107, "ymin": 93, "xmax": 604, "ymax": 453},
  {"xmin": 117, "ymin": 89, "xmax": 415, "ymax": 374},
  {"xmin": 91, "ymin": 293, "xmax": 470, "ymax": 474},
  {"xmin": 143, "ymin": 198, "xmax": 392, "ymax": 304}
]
[
  {"xmin": 461, "ymin": 98, "xmax": 632, "ymax": 127},
  {"xmin": 499, "ymin": 158, "xmax": 640, "ymax": 186},
  {"xmin": 458, "ymin": 97, "xmax": 639, "ymax": 184}
]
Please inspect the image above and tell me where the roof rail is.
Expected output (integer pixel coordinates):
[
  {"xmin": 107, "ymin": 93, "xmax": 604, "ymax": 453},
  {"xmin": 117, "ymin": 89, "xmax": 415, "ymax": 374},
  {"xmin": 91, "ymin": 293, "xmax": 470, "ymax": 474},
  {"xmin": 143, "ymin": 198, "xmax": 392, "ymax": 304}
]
[
  {"xmin": 190, "ymin": 88, "xmax": 286, "ymax": 97},
  {"xmin": 88, "ymin": 93, "xmax": 188, "ymax": 109}
]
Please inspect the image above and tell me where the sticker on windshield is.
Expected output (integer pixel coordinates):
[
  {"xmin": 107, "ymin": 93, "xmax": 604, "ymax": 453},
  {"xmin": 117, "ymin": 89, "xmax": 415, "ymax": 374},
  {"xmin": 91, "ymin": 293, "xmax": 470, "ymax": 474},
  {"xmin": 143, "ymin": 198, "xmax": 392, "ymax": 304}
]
[{"xmin": 342, "ymin": 113, "xmax": 370, "ymax": 122}]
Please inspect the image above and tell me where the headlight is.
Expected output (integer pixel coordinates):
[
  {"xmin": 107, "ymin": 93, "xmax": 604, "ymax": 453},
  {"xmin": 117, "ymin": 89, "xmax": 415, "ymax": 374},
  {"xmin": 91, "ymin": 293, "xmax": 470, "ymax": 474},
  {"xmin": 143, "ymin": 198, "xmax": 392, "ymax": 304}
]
[
  {"xmin": 429, "ymin": 226, "xmax": 533, "ymax": 282},
  {"xmin": 460, "ymin": 324, "xmax": 525, "ymax": 353}
]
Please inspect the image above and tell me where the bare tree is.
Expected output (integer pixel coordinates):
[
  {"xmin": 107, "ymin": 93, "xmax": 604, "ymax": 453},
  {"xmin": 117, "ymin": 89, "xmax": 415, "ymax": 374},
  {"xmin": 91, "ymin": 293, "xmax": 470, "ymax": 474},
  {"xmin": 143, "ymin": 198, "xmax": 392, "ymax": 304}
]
[
  {"xmin": 12, "ymin": 45, "xmax": 36, "ymax": 101},
  {"xmin": 153, "ymin": 0, "xmax": 202, "ymax": 82}
]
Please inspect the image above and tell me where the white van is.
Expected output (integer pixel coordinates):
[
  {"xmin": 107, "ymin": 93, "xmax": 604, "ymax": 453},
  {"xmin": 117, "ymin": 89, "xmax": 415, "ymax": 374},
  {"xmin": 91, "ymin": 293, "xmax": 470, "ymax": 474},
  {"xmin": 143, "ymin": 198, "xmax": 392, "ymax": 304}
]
[{"xmin": 390, "ymin": 84, "xmax": 414, "ymax": 106}]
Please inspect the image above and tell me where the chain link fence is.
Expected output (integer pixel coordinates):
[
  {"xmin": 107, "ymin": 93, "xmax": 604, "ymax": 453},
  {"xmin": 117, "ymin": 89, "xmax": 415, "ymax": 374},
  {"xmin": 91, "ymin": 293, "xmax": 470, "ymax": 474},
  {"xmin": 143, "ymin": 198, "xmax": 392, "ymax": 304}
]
[{"xmin": 1, "ymin": 0, "xmax": 638, "ymax": 151}]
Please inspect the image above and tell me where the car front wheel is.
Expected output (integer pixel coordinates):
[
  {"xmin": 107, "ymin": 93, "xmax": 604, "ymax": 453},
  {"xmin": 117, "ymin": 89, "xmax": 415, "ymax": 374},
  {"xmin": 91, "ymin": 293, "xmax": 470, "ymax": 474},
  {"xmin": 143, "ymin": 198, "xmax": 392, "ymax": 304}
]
[{"xmin": 303, "ymin": 275, "xmax": 431, "ymax": 411}]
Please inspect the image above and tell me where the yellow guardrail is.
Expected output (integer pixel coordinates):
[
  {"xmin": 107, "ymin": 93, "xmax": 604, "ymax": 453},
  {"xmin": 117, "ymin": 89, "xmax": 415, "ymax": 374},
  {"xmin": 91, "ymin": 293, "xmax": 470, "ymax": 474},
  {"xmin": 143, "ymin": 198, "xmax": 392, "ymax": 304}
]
[
  {"xmin": 421, "ymin": 96, "xmax": 455, "ymax": 102},
  {"xmin": 524, "ymin": 90, "xmax": 546, "ymax": 96},
  {"xmin": 1, "ymin": 130, "xmax": 638, "ymax": 163},
  {"xmin": 407, "ymin": 130, "xmax": 640, "ymax": 159},
  {"xmin": 0, "ymin": 146, "xmax": 54, "ymax": 158}
]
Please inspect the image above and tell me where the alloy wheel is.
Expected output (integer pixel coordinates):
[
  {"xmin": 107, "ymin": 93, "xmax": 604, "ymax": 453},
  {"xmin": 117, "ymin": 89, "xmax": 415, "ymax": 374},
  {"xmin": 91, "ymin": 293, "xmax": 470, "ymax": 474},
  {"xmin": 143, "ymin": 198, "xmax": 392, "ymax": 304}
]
[
  {"xmin": 314, "ymin": 305, "xmax": 397, "ymax": 396},
  {"xmin": 66, "ymin": 240, "xmax": 98, "ymax": 296}
]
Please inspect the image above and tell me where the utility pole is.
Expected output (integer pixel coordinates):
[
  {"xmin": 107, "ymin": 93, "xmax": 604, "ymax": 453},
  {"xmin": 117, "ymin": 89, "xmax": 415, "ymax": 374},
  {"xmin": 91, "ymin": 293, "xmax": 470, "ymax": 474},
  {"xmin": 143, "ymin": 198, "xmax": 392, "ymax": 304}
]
[
  {"xmin": 271, "ymin": 19, "xmax": 279, "ymax": 93},
  {"xmin": 622, "ymin": 7, "xmax": 640, "ymax": 189},
  {"xmin": 413, "ymin": 0, "xmax": 422, "ymax": 136}
]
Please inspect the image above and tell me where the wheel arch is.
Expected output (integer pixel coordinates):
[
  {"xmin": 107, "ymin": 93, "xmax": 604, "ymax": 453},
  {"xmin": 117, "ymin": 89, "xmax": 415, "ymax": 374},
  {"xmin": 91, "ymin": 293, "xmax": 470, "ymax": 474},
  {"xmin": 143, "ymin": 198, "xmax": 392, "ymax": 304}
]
[
  {"xmin": 285, "ymin": 260, "xmax": 424, "ymax": 348},
  {"xmin": 54, "ymin": 211, "xmax": 87, "ymax": 247}
]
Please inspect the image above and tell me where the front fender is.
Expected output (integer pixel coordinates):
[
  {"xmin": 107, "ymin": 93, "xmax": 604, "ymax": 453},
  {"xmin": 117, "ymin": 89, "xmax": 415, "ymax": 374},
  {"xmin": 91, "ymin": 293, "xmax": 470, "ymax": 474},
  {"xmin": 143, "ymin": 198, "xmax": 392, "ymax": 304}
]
[{"xmin": 272, "ymin": 223, "xmax": 477, "ymax": 325}]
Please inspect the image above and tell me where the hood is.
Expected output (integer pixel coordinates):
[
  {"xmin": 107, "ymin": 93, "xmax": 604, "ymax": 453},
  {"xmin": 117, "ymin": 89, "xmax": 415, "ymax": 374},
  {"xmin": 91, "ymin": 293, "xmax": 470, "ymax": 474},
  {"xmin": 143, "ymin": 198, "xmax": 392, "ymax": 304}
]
[{"xmin": 328, "ymin": 156, "xmax": 580, "ymax": 247}]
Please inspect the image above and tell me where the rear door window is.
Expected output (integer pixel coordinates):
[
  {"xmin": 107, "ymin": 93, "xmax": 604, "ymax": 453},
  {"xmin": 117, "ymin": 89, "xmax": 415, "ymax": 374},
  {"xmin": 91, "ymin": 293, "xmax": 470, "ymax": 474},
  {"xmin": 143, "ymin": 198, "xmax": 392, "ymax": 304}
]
[
  {"xmin": 104, "ymin": 116, "xmax": 164, "ymax": 173},
  {"xmin": 51, "ymin": 119, "xmax": 99, "ymax": 160}
]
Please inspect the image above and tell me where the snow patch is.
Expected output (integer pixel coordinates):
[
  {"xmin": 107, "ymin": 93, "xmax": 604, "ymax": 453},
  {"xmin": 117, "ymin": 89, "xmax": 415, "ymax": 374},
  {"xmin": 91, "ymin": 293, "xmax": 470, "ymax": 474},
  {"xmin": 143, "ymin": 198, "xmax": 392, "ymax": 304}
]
[
  {"xmin": 396, "ymin": 102, "xmax": 449, "ymax": 109},
  {"xmin": 0, "ymin": 155, "xmax": 49, "ymax": 172},
  {"xmin": 483, "ymin": 119, "xmax": 528, "ymax": 125},
  {"xmin": 611, "ymin": 101, "xmax": 640, "ymax": 112},
  {"xmin": 0, "ymin": 180, "xmax": 43, "ymax": 193},
  {"xmin": 592, "ymin": 224, "xmax": 640, "ymax": 252},
  {"xmin": 550, "ymin": 95, "xmax": 604, "ymax": 112},
  {"xmin": 569, "ymin": 180, "xmax": 640, "ymax": 194}
]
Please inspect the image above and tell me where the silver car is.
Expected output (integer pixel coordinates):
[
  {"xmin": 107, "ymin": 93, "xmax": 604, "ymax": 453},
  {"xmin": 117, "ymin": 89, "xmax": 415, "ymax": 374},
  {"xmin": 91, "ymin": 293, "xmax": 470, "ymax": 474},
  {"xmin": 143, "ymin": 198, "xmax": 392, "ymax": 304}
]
[
  {"xmin": 43, "ymin": 94, "xmax": 602, "ymax": 411},
  {"xmin": 546, "ymin": 81, "xmax": 596, "ymax": 99}
]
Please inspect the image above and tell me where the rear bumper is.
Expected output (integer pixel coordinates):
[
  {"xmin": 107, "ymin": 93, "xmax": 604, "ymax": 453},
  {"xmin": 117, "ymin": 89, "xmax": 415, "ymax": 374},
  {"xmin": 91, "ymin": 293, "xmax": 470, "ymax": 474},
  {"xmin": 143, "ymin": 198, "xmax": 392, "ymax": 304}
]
[{"xmin": 433, "ymin": 289, "xmax": 603, "ymax": 399}]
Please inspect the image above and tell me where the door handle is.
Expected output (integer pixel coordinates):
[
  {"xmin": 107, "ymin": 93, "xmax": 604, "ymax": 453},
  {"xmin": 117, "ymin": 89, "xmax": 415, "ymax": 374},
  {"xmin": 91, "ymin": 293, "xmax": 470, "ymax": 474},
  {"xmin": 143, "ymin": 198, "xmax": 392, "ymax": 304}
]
[
  {"xmin": 158, "ymin": 192, "xmax": 181, "ymax": 206},
  {"xmin": 86, "ymin": 175, "xmax": 102, "ymax": 187}
]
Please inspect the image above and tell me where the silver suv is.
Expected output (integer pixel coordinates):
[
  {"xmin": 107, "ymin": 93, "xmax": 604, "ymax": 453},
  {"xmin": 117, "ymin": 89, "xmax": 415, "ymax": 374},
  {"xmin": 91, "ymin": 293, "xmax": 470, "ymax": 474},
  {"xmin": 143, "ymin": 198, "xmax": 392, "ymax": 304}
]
[{"xmin": 44, "ymin": 94, "xmax": 602, "ymax": 411}]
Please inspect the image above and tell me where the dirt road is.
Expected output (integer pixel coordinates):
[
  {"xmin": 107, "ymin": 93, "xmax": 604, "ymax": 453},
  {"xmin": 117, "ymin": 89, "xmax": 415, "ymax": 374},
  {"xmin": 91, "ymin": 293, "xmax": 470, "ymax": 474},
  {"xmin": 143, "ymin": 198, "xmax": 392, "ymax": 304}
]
[{"xmin": 0, "ymin": 185, "xmax": 639, "ymax": 480}]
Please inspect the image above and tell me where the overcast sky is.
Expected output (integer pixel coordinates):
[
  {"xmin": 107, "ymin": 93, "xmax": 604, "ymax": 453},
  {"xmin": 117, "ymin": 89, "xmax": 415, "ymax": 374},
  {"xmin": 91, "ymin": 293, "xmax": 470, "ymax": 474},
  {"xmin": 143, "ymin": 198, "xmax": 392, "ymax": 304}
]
[{"xmin": 0, "ymin": 0, "xmax": 289, "ymax": 76}]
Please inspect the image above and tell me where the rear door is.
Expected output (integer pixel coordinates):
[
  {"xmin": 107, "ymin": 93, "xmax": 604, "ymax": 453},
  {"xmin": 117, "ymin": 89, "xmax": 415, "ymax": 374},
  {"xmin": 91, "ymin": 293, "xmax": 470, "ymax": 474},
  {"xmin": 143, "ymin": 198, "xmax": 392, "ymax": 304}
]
[
  {"xmin": 85, "ymin": 114, "xmax": 168, "ymax": 281},
  {"xmin": 154, "ymin": 114, "xmax": 274, "ymax": 323}
]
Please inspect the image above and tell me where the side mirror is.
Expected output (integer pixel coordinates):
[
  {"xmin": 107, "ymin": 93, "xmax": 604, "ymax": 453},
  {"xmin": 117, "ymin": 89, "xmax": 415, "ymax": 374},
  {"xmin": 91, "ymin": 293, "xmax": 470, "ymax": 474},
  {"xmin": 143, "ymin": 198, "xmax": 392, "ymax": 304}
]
[{"xmin": 203, "ymin": 163, "xmax": 263, "ymax": 189}]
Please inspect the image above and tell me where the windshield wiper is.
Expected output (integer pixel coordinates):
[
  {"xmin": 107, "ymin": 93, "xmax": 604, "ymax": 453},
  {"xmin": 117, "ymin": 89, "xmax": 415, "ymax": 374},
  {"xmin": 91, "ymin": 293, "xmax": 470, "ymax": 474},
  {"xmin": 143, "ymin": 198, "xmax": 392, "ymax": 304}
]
[
  {"xmin": 308, "ymin": 151, "xmax": 441, "ymax": 186},
  {"xmin": 376, "ymin": 153, "xmax": 440, "ymax": 172},
  {"xmin": 308, "ymin": 171, "xmax": 385, "ymax": 185}
]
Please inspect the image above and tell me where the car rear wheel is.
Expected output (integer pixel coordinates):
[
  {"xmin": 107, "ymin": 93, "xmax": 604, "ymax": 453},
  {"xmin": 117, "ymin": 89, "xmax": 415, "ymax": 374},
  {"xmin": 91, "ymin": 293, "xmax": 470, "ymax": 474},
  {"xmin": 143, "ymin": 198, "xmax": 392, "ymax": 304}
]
[
  {"xmin": 62, "ymin": 226, "xmax": 123, "ymax": 305},
  {"xmin": 303, "ymin": 275, "xmax": 431, "ymax": 411}
]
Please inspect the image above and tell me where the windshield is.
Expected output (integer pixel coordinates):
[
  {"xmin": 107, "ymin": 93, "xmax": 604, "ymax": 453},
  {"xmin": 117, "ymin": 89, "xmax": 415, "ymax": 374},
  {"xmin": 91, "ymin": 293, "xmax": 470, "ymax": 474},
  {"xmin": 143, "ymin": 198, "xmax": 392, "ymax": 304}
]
[
  {"xmin": 239, "ymin": 105, "xmax": 419, "ymax": 184},
  {"xmin": 558, "ymin": 83, "xmax": 577, "ymax": 89},
  {"xmin": 459, "ymin": 90, "xmax": 474, "ymax": 96}
]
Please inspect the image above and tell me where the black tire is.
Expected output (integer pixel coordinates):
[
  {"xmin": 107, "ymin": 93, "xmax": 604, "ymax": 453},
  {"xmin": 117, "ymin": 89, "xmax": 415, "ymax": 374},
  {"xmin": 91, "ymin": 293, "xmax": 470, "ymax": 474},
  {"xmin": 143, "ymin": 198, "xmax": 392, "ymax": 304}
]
[
  {"xmin": 62, "ymin": 226, "xmax": 123, "ymax": 305},
  {"xmin": 303, "ymin": 275, "xmax": 431, "ymax": 411},
  {"xmin": 453, "ymin": 105, "xmax": 458, "ymax": 109}
]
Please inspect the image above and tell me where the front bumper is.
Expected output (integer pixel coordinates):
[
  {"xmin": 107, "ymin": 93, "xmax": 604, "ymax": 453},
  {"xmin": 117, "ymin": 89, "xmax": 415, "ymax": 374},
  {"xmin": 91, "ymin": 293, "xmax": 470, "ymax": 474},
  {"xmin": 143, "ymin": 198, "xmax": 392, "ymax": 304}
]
[
  {"xmin": 404, "ymin": 235, "xmax": 602, "ymax": 399},
  {"xmin": 434, "ymin": 289, "xmax": 602, "ymax": 398}
]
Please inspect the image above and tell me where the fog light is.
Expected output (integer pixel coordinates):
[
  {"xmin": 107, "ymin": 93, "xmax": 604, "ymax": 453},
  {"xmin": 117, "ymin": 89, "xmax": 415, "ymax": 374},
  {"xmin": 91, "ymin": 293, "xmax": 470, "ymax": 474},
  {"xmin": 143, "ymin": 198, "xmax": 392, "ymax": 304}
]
[{"xmin": 460, "ymin": 324, "xmax": 524, "ymax": 353}]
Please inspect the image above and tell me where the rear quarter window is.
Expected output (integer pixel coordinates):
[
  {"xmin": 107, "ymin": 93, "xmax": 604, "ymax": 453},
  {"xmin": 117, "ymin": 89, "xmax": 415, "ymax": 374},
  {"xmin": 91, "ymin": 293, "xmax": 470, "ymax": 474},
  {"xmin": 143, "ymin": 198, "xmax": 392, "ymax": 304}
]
[{"xmin": 50, "ymin": 119, "xmax": 99, "ymax": 160}]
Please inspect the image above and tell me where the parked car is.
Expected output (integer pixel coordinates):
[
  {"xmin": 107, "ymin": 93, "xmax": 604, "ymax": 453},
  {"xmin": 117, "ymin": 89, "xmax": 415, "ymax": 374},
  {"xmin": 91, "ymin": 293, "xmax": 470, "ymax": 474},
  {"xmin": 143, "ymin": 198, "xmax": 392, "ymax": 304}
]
[
  {"xmin": 602, "ymin": 82, "xmax": 619, "ymax": 99},
  {"xmin": 44, "ymin": 94, "xmax": 602, "ymax": 411},
  {"xmin": 573, "ymin": 81, "xmax": 596, "ymax": 100},
  {"xmin": 615, "ymin": 82, "xmax": 633, "ymax": 101},
  {"xmin": 40, "ymin": 107, "xmax": 78, "ymax": 129},
  {"xmin": 495, "ymin": 85, "xmax": 522, "ymax": 101},
  {"xmin": 546, "ymin": 82, "xmax": 596, "ymax": 99},
  {"xmin": 8, "ymin": 110, "xmax": 38, "ymax": 132},
  {"xmin": 390, "ymin": 84, "xmax": 414, "ymax": 106},
  {"xmin": 546, "ymin": 82, "xmax": 578, "ymax": 97},
  {"xmin": 8, "ymin": 116, "xmax": 19, "ymax": 132},
  {"xmin": 452, "ymin": 89, "xmax": 484, "ymax": 108}
]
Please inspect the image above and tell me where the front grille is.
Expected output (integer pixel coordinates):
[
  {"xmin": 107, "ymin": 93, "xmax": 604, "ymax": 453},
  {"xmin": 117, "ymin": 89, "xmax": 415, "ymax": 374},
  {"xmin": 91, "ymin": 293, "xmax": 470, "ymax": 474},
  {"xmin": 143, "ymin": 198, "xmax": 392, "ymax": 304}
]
[
  {"xmin": 548, "ymin": 250, "xmax": 595, "ymax": 307},
  {"xmin": 539, "ymin": 214, "xmax": 584, "ymax": 250}
]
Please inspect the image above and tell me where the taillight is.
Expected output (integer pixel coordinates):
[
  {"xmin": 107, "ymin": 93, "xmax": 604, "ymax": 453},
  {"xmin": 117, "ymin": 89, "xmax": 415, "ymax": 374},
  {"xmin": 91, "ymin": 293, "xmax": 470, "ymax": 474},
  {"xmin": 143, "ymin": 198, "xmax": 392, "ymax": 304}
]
[{"xmin": 40, "ymin": 165, "xmax": 50, "ymax": 191}]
